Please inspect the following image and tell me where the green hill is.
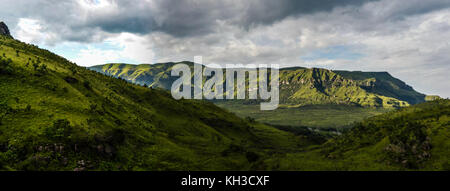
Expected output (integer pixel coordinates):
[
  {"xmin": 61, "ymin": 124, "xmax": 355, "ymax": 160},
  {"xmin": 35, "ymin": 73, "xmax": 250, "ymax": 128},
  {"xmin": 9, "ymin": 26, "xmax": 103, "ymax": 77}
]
[
  {"xmin": 334, "ymin": 70, "xmax": 426, "ymax": 105},
  {"xmin": 90, "ymin": 63, "xmax": 428, "ymax": 129},
  {"xmin": 264, "ymin": 99, "xmax": 450, "ymax": 170},
  {"xmin": 0, "ymin": 35, "xmax": 315, "ymax": 171}
]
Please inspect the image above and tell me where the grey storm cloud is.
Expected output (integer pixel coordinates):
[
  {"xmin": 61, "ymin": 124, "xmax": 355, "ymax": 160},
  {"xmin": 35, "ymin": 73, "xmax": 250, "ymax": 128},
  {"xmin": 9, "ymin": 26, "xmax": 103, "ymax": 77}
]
[
  {"xmin": 0, "ymin": 0, "xmax": 384, "ymax": 40},
  {"xmin": 73, "ymin": 0, "xmax": 381, "ymax": 38},
  {"xmin": 1, "ymin": 0, "xmax": 449, "ymax": 40},
  {"xmin": 239, "ymin": 0, "xmax": 375, "ymax": 26}
]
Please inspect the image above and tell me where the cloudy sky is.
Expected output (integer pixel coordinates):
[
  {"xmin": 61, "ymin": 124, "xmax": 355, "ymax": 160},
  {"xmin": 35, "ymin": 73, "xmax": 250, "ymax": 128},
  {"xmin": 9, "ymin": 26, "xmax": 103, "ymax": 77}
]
[{"xmin": 0, "ymin": 0, "xmax": 449, "ymax": 97}]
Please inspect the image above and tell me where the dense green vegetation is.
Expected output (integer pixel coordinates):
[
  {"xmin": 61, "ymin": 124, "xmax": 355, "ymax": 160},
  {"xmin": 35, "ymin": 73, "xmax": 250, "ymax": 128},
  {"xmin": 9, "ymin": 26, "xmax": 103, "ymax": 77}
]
[
  {"xmin": 90, "ymin": 63, "xmax": 428, "ymax": 129},
  {"xmin": 0, "ymin": 33, "xmax": 448, "ymax": 171},
  {"xmin": 216, "ymin": 101, "xmax": 390, "ymax": 130},
  {"xmin": 264, "ymin": 99, "xmax": 450, "ymax": 170},
  {"xmin": 90, "ymin": 63, "xmax": 425, "ymax": 108},
  {"xmin": 0, "ymin": 35, "xmax": 314, "ymax": 171},
  {"xmin": 333, "ymin": 70, "xmax": 426, "ymax": 104}
]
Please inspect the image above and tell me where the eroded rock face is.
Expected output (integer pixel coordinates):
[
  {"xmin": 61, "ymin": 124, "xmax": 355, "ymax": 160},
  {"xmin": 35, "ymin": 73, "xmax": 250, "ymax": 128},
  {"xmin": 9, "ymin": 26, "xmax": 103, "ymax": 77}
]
[{"xmin": 0, "ymin": 22, "xmax": 12, "ymax": 38}]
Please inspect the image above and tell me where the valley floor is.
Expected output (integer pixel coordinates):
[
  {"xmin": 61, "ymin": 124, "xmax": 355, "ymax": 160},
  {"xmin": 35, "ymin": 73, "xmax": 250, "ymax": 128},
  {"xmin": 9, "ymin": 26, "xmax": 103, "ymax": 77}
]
[{"xmin": 215, "ymin": 102, "xmax": 391, "ymax": 130}]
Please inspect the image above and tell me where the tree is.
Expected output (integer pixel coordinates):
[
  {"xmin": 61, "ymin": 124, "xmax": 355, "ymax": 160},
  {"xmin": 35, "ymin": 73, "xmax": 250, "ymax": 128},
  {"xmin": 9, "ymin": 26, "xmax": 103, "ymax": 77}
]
[
  {"xmin": 245, "ymin": 116, "xmax": 256, "ymax": 123},
  {"xmin": 45, "ymin": 119, "xmax": 73, "ymax": 141},
  {"xmin": 39, "ymin": 64, "xmax": 47, "ymax": 72},
  {"xmin": 69, "ymin": 66, "xmax": 77, "ymax": 75},
  {"xmin": 83, "ymin": 81, "xmax": 91, "ymax": 90},
  {"xmin": 245, "ymin": 151, "xmax": 260, "ymax": 163},
  {"xmin": 25, "ymin": 104, "xmax": 31, "ymax": 112},
  {"xmin": 32, "ymin": 62, "xmax": 39, "ymax": 71},
  {"xmin": 0, "ymin": 57, "xmax": 13, "ymax": 74},
  {"xmin": 0, "ymin": 101, "xmax": 11, "ymax": 125}
]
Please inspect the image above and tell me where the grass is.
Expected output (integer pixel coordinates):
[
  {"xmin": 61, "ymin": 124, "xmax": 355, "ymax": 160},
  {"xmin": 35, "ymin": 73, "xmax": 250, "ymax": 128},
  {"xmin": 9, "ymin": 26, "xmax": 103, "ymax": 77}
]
[
  {"xmin": 91, "ymin": 63, "xmax": 424, "ymax": 108},
  {"xmin": 215, "ymin": 101, "xmax": 390, "ymax": 129}
]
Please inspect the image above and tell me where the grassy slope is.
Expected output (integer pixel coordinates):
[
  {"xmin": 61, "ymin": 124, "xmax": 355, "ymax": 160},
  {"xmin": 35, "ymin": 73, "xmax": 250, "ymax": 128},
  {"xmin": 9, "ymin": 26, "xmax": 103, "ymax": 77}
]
[
  {"xmin": 0, "ymin": 36, "xmax": 312, "ymax": 171},
  {"xmin": 215, "ymin": 102, "xmax": 389, "ymax": 129},
  {"xmin": 90, "ymin": 63, "xmax": 408, "ymax": 128},
  {"xmin": 91, "ymin": 63, "xmax": 424, "ymax": 108},
  {"xmin": 90, "ymin": 63, "xmax": 426, "ymax": 129},
  {"xmin": 279, "ymin": 68, "xmax": 411, "ymax": 108},
  {"xmin": 264, "ymin": 99, "xmax": 450, "ymax": 170},
  {"xmin": 334, "ymin": 70, "xmax": 426, "ymax": 104}
]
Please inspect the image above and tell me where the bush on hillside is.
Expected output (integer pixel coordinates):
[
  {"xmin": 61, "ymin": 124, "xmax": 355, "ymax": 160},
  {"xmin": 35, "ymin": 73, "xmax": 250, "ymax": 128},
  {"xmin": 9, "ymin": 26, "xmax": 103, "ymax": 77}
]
[
  {"xmin": 44, "ymin": 119, "xmax": 73, "ymax": 141},
  {"xmin": 0, "ymin": 57, "xmax": 13, "ymax": 74},
  {"xmin": 385, "ymin": 122, "xmax": 431, "ymax": 169},
  {"xmin": 0, "ymin": 101, "xmax": 11, "ymax": 125}
]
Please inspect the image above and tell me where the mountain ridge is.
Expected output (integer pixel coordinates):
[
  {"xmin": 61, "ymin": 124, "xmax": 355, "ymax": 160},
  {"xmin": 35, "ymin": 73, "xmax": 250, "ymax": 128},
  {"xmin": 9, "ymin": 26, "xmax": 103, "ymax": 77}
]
[{"xmin": 90, "ymin": 62, "xmax": 426, "ymax": 108}]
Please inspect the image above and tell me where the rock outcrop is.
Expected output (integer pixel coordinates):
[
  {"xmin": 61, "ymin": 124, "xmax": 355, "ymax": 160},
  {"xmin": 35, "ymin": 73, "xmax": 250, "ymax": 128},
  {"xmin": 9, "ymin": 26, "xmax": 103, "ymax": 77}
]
[{"xmin": 0, "ymin": 21, "xmax": 12, "ymax": 38}]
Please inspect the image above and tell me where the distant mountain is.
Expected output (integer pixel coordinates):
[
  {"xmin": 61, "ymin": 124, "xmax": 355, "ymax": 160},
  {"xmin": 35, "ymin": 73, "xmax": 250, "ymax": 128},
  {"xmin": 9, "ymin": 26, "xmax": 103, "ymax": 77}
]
[{"xmin": 90, "ymin": 62, "xmax": 426, "ymax": 108}]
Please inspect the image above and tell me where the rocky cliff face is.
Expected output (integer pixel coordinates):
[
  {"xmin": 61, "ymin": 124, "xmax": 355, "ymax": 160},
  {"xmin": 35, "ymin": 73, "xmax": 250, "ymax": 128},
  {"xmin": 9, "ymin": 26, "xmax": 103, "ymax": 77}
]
[
  {"xmin": 90, "ymin": 62, "xmax": 426, "ymax": 108},
  {"xmin": 0, "ymin": 22, "xmax": 12, "ymax": 38}
]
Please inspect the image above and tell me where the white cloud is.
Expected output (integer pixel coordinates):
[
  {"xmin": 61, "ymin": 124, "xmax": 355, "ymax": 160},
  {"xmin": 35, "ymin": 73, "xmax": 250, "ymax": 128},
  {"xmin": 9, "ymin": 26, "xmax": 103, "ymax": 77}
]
[
  {"xmin": 73, "ymin": 46, "xmax": 122, "ymax": 67},
  {"xmin": 107, "ymin": 33, "xmax": 156, "ymax": 64},
  {"xmin": 72, "ymin": 33, "xmax": 156, "ymax": 66},
  {"xmin": 139, "ymin": 2, "xmax": 450, "ymax": 97},
  {"xmin": 14, "ymin": 18, "xmax": 58, "ymax": 45}
]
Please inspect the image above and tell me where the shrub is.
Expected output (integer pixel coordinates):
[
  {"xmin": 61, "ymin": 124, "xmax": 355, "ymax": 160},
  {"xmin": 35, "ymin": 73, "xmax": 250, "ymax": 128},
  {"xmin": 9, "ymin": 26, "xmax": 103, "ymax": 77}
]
[
  {"xmin": 245, "ymin": 116, "xmax": 256, "ymax": 123},
  {"xmin": 83, "ymin": 81, "xmax": 91, "ymax": 90},
  {"xmin": 64, "ymin": 76, "xmax": 78, "ymax": 84},
  {"xmin": 89, "ymin": 104, "xmax": 97, "ymax": 112},
  {"xmin": 0, "ymin": 101, "xmax": 11, "ymax": 125},
  {"xmin": 0, "ymin": 57, "xmax": 13, "ymax": 74},
  {"xmin": 25, "ymin": 104, "xmax": 31, "ymax": 112},
  {"xmin": 385, "ymin": 122, "xmax": 430, "ymax": 169},
  {"xmin": 69, "ymin": 67, "xmax": 77, "ymax": 75},
  {"xmin": 245, "ymin": 151, "xmax": 260, "ymax": 163},
  {"xmin": 40, "ymin": 64, "xmax": 47, "ymax": 72},
  {"xmin": 32, "ymin": 62, "xmax": 39, "ymax": 71},
  {"xmin": 44, "ymin": 119, "xmax": 73, "ymax": 141},
  {"xmin": 221, "ymin": 144, "xmax": 245, "ymax": 157}
]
